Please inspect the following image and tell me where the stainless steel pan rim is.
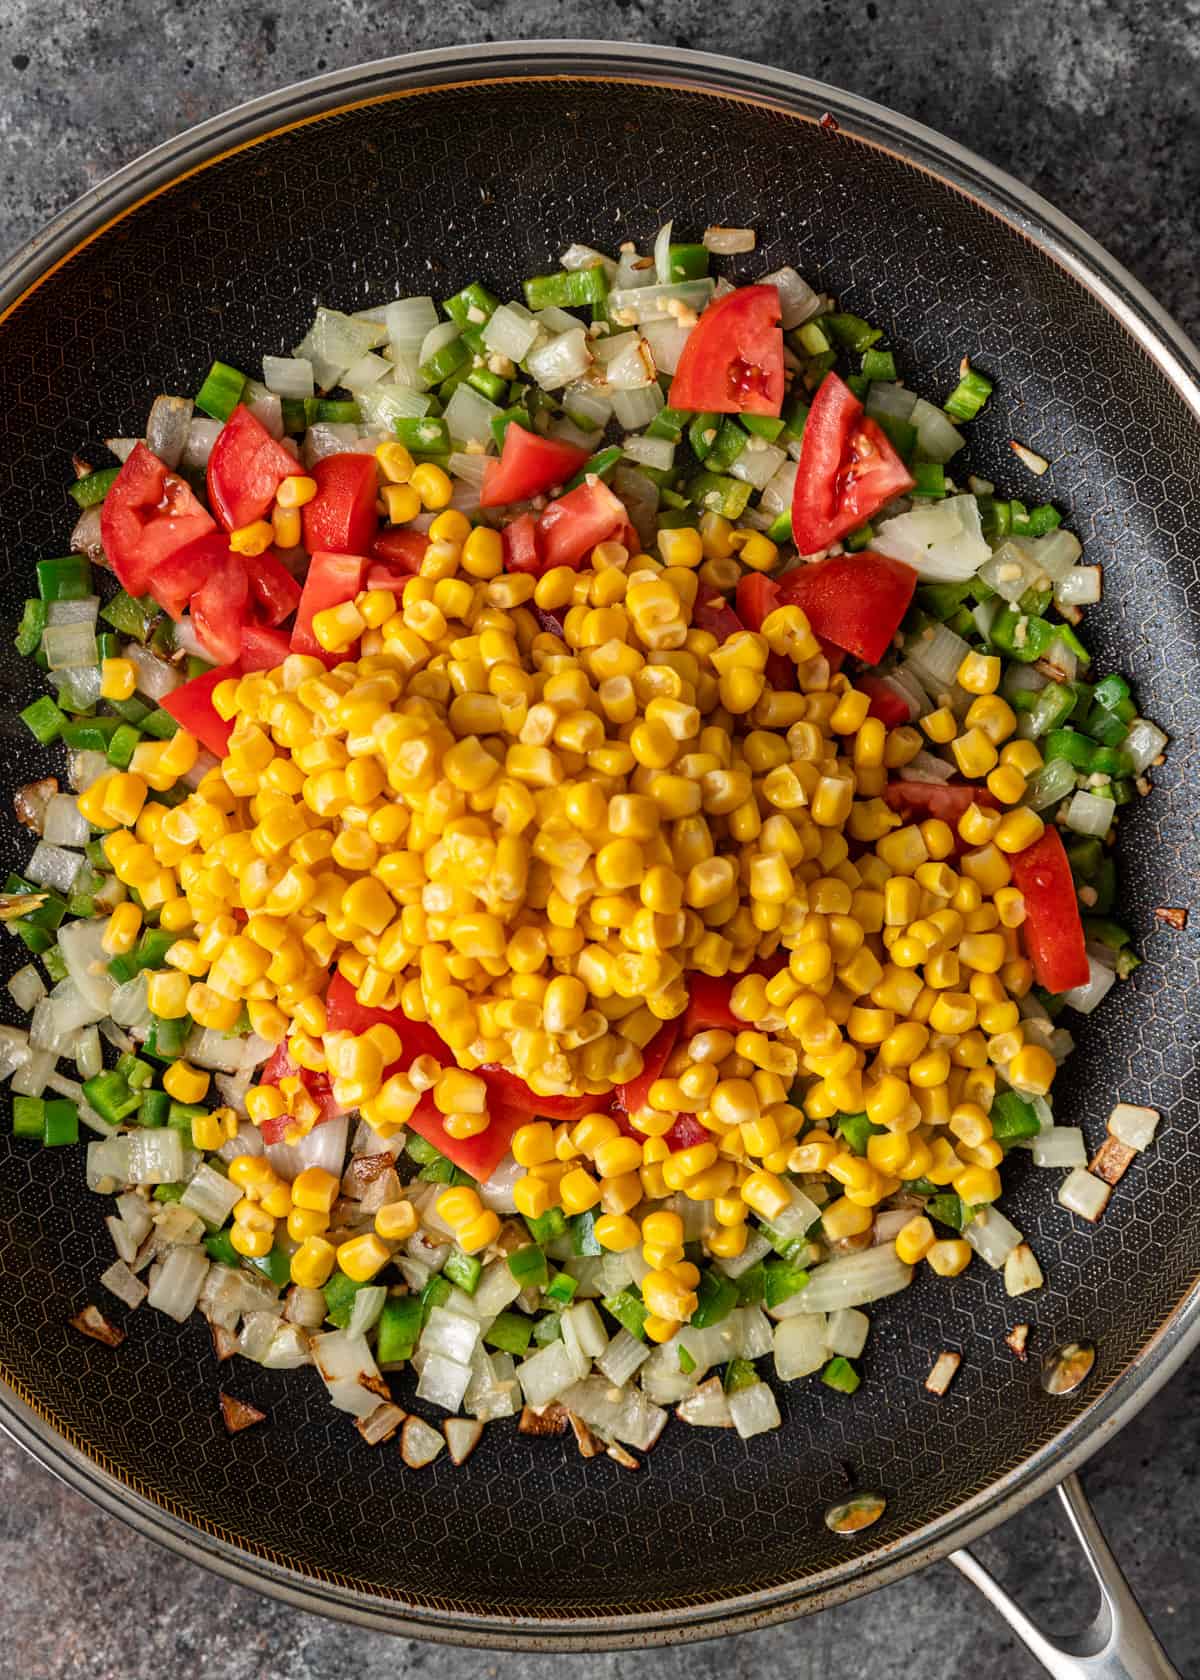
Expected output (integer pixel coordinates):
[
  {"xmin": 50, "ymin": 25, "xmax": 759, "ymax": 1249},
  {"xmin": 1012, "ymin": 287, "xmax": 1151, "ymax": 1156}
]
[{"xmin": 1, "ymin": 39, "xmax": 1197, "ymax": 1651}]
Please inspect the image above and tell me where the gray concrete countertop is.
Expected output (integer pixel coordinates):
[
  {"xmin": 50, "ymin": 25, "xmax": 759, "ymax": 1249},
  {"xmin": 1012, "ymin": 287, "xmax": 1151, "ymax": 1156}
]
[{"xmin": 0, "ymin": 3, "xmax": 1196, "ymax": 1675}]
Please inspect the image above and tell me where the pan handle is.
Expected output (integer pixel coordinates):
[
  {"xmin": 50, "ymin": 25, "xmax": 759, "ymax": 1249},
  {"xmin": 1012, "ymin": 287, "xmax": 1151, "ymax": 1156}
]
[{"xmin": 948, "ymin": 1474, "xmax": 1178, "ymax": 1680}]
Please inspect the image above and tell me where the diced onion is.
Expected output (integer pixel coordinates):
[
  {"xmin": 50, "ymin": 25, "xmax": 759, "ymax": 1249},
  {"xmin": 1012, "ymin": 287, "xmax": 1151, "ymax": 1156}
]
[
  {"xmin": 181, "ymin": 418, "xmax": 222, "ymax": 471},
  {"xmin": 1056, "ymin": 567, "xmax": 1102, "ymax": 607},
  {"xmin": 346, "ymin": 1285, "xmax": 387, "ymax": 1340},
  {"xmin": 263, "ymin": 355, "xmax": 315, "ymax": 398},
  {"xmin": 873, "ymin": 495, "xmax": 990, "ymax": 581},
  {"xmin": 42, "ymin": 793, "xmax": 89, "ymax": 848},
  {"xmin": 562, "ymin": 383, "xmax": 613, "ymax": 431},
  {"xmin": 910, "ymin": 397, "xmax": 965, "ymax": 462},
  {"xmin": 866, "ymin": 381, "xmax": 918, "ymax": 424},
  {"xmin": 980, "ymin": 540, "xmax": 1038, "ymax": 605},
  {"xmin": 70, "ymin": 504, "xmax": 105, "ymax": 563},
  {"xmin": 101, "ymin": 1259, "xmax": 148, "ymax": 1309},
  {"xmin": 443, "ymin": 382, "xmax": 502, "ymax": 447},
  {"xmin": 127, "ymin": 643, "xmax": 181, "ymax": 700},
  {"xmin": 54, "ymin": 667, "xmax": 103, "ymax": 714},
  {"xmin": 42, "ymin": 622, "xmax": 98, "ymax": 670},
  {"xmin": 1024, "ymin": 755, "xmax": 1077, "ymax": 811},
  {"xmin": 266, "ymin": 1114, "xmax": 348, "ymax": 1184},
  {"xmin": 759, "ymin": 459, "xmax": 798, "ymax": 517},
  {"xmin": 611, "ymin": 384, "xmax": 665, "ymax": 432},
  {"xmin": 1064, "ymin": 789, "xmax": 1116, "ymax": 837},
  {"xmin": 596, "ymin": 1327, "xmax": 650, "ymax": 1387},
  {"xmin": 145, "ymin": 395, "xmax": 193, "ymax": 469},
  {"xmin": 1004, "ymin": 1243, "xmax": 1044, "ymax": 1297},
  {"xmin": 525, "ymin": 328, "xmax": 592, "ymax": 392},
  {"xmin": 181, "ymin": 1163, "xmax": 242, "ymax": 1227},
  {"xmin": 516, "ymin": 1338, "xmax": 588, "ymax": 1409},
  {"xmin": 354, "ymin": 386, "xmax": 431, "ymax": 433},
  {"xmin": 641, "ymin": 318, "xmax": 692, "ymax": 375},
  {"xmin": 1062, "ymin": 957, "xmax": 1116, "ymax": 1016},
  {"xmin": 46, "ymin": 597, "xmax": 100, "ymax": 628},
  {"xmin": 12, "ymin": 1048, "xmax": 56, "ymax": 1097},
  {"xmin": 1108, "ymin": 1102, "xmax": 1160, "ymax": 1151},
  {"xmin": 242, "ymin": 382, "xmax": 284, "ymax": 440},
  {"xmin": 385, "ymin": 297, "xmax": 439, "ymax": 356},
  {"xmin": 773, "ymin": 1313, "xmax": 829, "ymax": 1380},
  {"xmin": 726, "ymin": 1381, "xmax": 781, "ymax": 1439},
  {"xmin": 653, "ymin": 220, "xmax": 674, "ymax": 285},
  {"xmin": 801, "ymin": 1247, "xmax": 913, "ymax": 1312},
  {"xmin": 57, "ymin": 917, "xmax": 116, "ymax": 1014},
  {"xmin": 25, "ymin": 840, "xmax": 84, "ymax": 893},
  {"xmin": 294, "ymin": 307, "xmax": 385, "ymax": 389},
  {"xmin": 606, "ymin": 280, "xmax": 714, "ymax": 325},
  {"xmin": 826, "ymin": 1307, "xmax": 870, "ymax": 1358},
  {"xmin": 703, "ymin": 226, "xmax": 756, "ymax": 254},
  {"xmin": 1124, "ymin": 718, "xmax": 1167, "ymax": 774},
  {"xmin": 146, "ymin": 1246, "xmax": 209, "ymax": 1322},
  {"xmin": 622, "ymin": 434, "xmax": 675, "ymax": 471},
  {"xmin": 758, "ymin": 266, "xmax": 823, "ymax": 329},
  {"xmin": 421, "ymin": 1306, "xmax": 481, "ymax": 1366},
  {"xmin": 963, "ymin": 1206, "xmax": 1022, "ymax": 1268},
  {"xmin": 1032, "ymin": 1126, "xmax": 1087, "ymax": 1168},
  {"xmin": 7, "ymin": 965, "xmax": 46, "ymax": 1013},
  {"xmin": 447, "ymin": 451, "xmax": 489, "ymax": 489},
  {"xmin": 729, "ymin": 441, "xmax": 787, "ymax": 490},
  {"xmin": 560, "ymin": 243, "xmax": 618, "ymax": 280},
  {"xmin": 482, "ymin": 303, "xmax": 540, "ymax": 362},
  {"xmin": 907, "ymin": 622, "xmax": 973, "ymax": 689},
  {"xmin": 1058, "ymin": 1167, "xmax": 1111, "ymax": 1221}
]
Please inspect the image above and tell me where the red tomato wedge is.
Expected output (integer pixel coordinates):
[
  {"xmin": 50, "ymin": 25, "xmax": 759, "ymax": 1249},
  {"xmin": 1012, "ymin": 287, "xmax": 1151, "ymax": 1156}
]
[
  {"xmin": 501, "ymin": 512, "xmax": 541, "ymax": 574},
  {"xmin": 883, "ymin": 780, "xmax": 998, "ymax": 823},
  {"xmin": 256, "ymin": 1042, "xmax": 342, "ymax": 1144},
  {"xmin": 245, "ymin": 549, "xmax": 303, "ymax": 627},
  {"xmin": 857, "ymin": 674, "xmax": 914, "ymax": 729},
  {"xmin": 323, "ymin": 973, "xmax": 454, "ymax": 1066},
  {"xmin": 776, "ymin": 550, "xmax": 918, "ymax": 665},
  {"xmin": 100, "ymin": 442, "xmax": 216, "ymax": 598},
  {"xmin": 369, "ymin": 528, "xmax": 430, "ymax": 577},
  {"xmin": 668, "ymin": 285, "xmax": 784, "ymax": 416},
  {"xmin": 190, "ymin": 546, "xmax": 249, "ymax": 665},
  {"xmin": 1009, "ymin": 827, "xmax": 1090, "ymax": 993},
  {"xmin": 692, "ymin": 584, "xmax": 744, "ymax": 641},
  {"xmin": 682, "ymin": 974, "xmax": 743, "ymax": 1035},
  {"xmin": 477, "ymin": 1067, "xmax": 599, "ymax": 1123},
  {"xmin": 149, "ymin": 531, "xmax": 230, "ymax": 620},
  {"xmin": 479, "ymin": 426, "xmax": 589, "ymax": 509},
  {"xmin": 237, "ymin": 621, "xmax": 292, "ymax": 672},
  {"xmin": 206, "ymin": 405, "xmax": 300, "ymax": 532},
  {"xmin": 405, "ymin": 1090, "xmax": 525, "ymax": 1182},
  {"xmin": 664, "ymin": 1114, "xmax": 708, "ymax": 1152},
  {"xmin": 614, "ymin": 1020, "xmax": 681, "ymax": 1115},
  {"xmin": 160, "ymin": 664, "xmax": 237, "ymax": 758},
  {"xmin": 734, "ymin": 572, "xmax": 777, "ymax": 632},
  {"xmin": 302, "ymin": 453, "xmax": 380, "ymax": 555},
  {"xmin": 791, "ymin": 373, "xmax": 915, "ymax": 553},
  {"xmin": 290, "ymin": 551, "xmax": 366, "ymax": 663},
  {"xmin": 536, "ymin": 481, "xmax": 627, "ymax": 571}
]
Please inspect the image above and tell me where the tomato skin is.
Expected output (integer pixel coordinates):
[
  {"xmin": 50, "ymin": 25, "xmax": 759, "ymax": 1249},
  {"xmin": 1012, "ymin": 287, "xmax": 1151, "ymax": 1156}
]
[
  {"xmin": 160, "ymin": 664, "xmax": 237, "ymax": 757},
  {"xmin": 290, "ymin": 551, "xmax": 367, "ymax": 663},
  {"xmin": 100, "ymin": 443, "xmax": 216, "ymax": 598},
  {"xmin": 791, "ymin": 373, "xmax": 915, "ymax": 553},
  {"xmin": 323, "ymin": 973, "xmax": 453, "ymax": 1064},
  {"xmin": 477, "ymin": 1067, "xmax": 599, "ymax": 1123},
  {"xmin": 668, "ymin": 285, "xmax": 784, "ymax": 416},
  {"xmin": 479, "ymin": 426, "xmax": 589, "ymax": 509},
  {"xmin": 692, "ymin": 584, "xmax": 745, "ymax": 641},
  {"xmin": 501, "ymin": 512, "xmax": 541, "ymax": 574},
  {"xmin": 405, "ymin": 1090, "xmax": 524, "ymax": 1181},
  {"xmin": 735, "ymin": 572, "xmax": 777, "ymax": 632},
  {"xmin": 245, "ymin": 548, "xmax": 302, "ymax": 627},
  {"xmin": 776, "ymin": 550, "xmax": 917, "ymax": 664},
  {"xmin": 369, "ymin": 528, "xmax": 429, "ymax": 577},
  {"xmin": 206, "ymin": 405, "xmax": 300, "ymax": 532},
  {"xmin": 237, "ymin": 620, "xmax": 292, "ymax": 672},
  {"xmin": 536, "ymin": 481, "xmax": 627, "ymax": 571},
  {"xmin": 190, "ymin": 545, "xmax": 249, "ymax": 665},
  {"xmin": 857, "ymin": 674, "xmax": 913, "ymax": 728},
  {"xmin": 883, "ymin": 780, "xmax": 997, "ymax": 822},
  {"xmin": 1010, "ymin": 826, "xmax": 1090, "ymax": 993},
  {"xmin": 614, "ymin": 1020, "xmax": 681, "ymax": 1115},
  {"xmin": 149, "ymin": 531, "xmax": 230, "ymax": 620},
  {"xmin": 257, "ymin": 1042, "xmax": 341, "ymax": 1143},
  {"xmin": 302, "ymin": 453, "xmax": 380, "ymax": 554},
  {"xmin": 682, "ymin": 975, "xmax": 742, "ymax": 1035}
]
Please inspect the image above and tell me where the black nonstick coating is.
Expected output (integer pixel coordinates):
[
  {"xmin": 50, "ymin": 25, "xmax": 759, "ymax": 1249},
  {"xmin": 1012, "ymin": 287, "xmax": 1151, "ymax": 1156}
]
[{"xmin": 0, "ymin": 49, "xmax": 1197, "ymax": 1646}]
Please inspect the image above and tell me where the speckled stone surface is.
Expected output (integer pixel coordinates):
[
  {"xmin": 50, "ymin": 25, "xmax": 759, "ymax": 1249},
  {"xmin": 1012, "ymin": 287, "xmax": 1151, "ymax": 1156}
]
[{"xmin": 0, "ymin": 3, "xmax": 1197, "ymax": 1675}]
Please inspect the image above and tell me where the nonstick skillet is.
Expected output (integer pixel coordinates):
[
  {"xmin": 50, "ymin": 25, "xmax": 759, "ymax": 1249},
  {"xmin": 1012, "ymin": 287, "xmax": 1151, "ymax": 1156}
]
[{"xmin": 0, "ymin": 41, "xmax": 1196, "ymax": 1674}]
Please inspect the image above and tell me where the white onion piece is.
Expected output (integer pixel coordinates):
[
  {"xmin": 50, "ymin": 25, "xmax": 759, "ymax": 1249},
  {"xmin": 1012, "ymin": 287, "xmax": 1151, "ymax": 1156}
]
[
  {"xmin": 482, "ymin": 303, "xmax": 540, "ymax": 362},
  {"xmin": 146, "ymin": 395, "xmax": 194, "ymax": 467},
  {"xmin": 109, "ymin": 972, "xmax": 151, "ymax": 1032},
  {"xmin": 444, "ymin": 382, "xmax": 502, "ymax": 447},
  {"xmin": 294, "ymin": 308, "xmax": 385, "ymax": 389},
  {"xmin": 242, "ymin": 381, "xmax": 284, "ymax": 440},
  {"xmin": 105, "ymin": 437, "xmax": 141, "ymax": 463},
  {"xmin": 419, "ymin": 320, "xmax": 460, "ymax": 368},
  {"xmin": 759, "ymin": 459, "xmax": 798, "ymax": 517},
  {"xmin": 181, "ymin": 417, "xmax": 222, "ymax": 471},
  {"xmin": 146, "ymin": 1246, "xmax": 209, "ymax": 1322},
  {"xmin": 57, "ymin": 919, "xmax": 115, "ymax": 1015},
  {"xmin": 286, "ymin": 1286, "xmax": 328, "ymax": 1329},
  {"xmin": 563, "ymin": 1301, "xmax": 608, "ymax": 1360},
  {"xmin": 1032, "ymin": 1126, "xmax": 1087, "ymax": 1168},
  {"xmin": 801, "ymin": 1247, "xmax": 913, "ymax": 1312},
  {"xmin": 729, "ymin": 441, "xmax": 787, "ymax": 490},
  {"xmin": 263, "ymin": 1322, "xmax": 312, "ymax": 1369},
  {"xmin": 773, "ymin": 1313, "xmax": 829, "ymax": 1380},
  {"xmin": 703, "ymin": 226, "xmax": 756, "ymax": 254},
  {"xmin": 447, "ymin": 451, "xmax": 489, "ymax": 489},
  {"xmin": 101, "ymin": 1259, "xmax": 148, "ymax": 1309},
  {"xmin": 907, "ymin": 621, "xmax": 974, "ymax": 688},
  {"xmin": 727, "ymin": 1382, "xmax": 781, "ymax": 1439},
  {"xmin": 41, "ymin": 622, "xmax": 98, "ymax": 670},
  {"xmin": 7, "ymin": 965, "xmax": 46, "ymax": 1013},
  {"xmin": 622, "ymin": 434, "xmax": 674, "ymax": 471},
  {"xmin": 1109, "ymin": 1103, "xmax": 1160, "ymax": 1151},
  {"xmin": 653, "ymin": 219, "xmax": 674, "ymax": 284},
  {"xmin": 1059, "ymin": 1167, "xmax": 1111, "ymax": 1221},
  {"xmin": 596, "ymin": 1327, "xmax": 650, "ymax": 1387},
  {"xmin": 713, "ymin": 1228, "xmax": 771, "ymax": 1278},
  {"xmin": 826, "ymin": 1307, "xmax": 870, "ymax": 1358},
  {"xmin": 677, "ymin": 1376, "xmax": 733, "ymax": 1427},
  {"xmin": 181, "ymin": 1164, "xmax": 242, "ymax": 1227},
  {"xmin": 87, "ymin": 1136, "xmax": 131, "ymax": 1192},
  {"xmin": 421, "ymin": 1307, "xmax": 481, "ymax": 1366},
  {"xmin": 46, "ymin": 597, "xmax": 100, "ymax": 628},
  {"xmin": 1124, "ymin": 718, "xmax": 1167, "ymax": 774},
  {"xmin": 346, "ymin": 1285, "xmax": 388, "ymax": 1340},
  {"xmin": 527, "ymin": 328, "xmax": 593, "ymax": 391},
  {"xmin": 416, "ymin": 1351, "xmax": 473, "ymax": 1412},
  {"xmin": 128, "ymin": 1129, "xmax": 185, "ymax": 1186},
  {"xmin": 1062, "ymin": 958, "xmax": 1117, "ymax": 1016},
  {"xmin": 640, "ymin": 318, "xmax": 691, "ymax": 376},
  {"xmin": 25, "ymin": 841, "xmax": 83, "ymax": 894},
  {"xmin": 609, "ymin": 385, "xmax": 663, "ymax": 433},
  {"xmin": 266, "ymin": 1114, "xmax": 348, "ymax": 1184},
  {"xmin": 963, "ymin": 1206, "xmax": 1022, "ymax": 1268},
  {"xmin": 401, "ymin": 1415, "xmax": 446, "ymax": 1465},
  {"xmin": 263, "ymin": 355, "xmax": 315, "ymax": 398},
  {"xmin": 42, "ymin": 793, "xmax": 89, "ymax": 848},
  {"xmin": 54, "ymin": 666, "xmax": 103, "ymax": 715},
  {"xmin": 477, "ymin": 1154, "xmax": 522, "ymax": 1215},
  {"xmin": 866, "ymin": 381, "xmax": 919, "ymax": 423},
  {"xmin": 611, "ymin": 464, "xmax": 659, "ymax": 552},
  {"xmin": 384, "ymin": 296, "xmax": 439, "ymax": 355},
  {"xmin": 1065, "ymin": 789, "xmax": 1116, "ymax": 837},
  {"xmin": 69, "ymin": 504, "xmax": 105, "ymax": 565},
  {"xmin": 353, "ymin": 386, "xmax": 432, "ymax": 431},
  {"xmin": 607, "ymin": 279, "xmax": 714, "ymax": 325},
  {"xmin": 127, "ymin": 643, "xmax": 180, "ymax": 700},
  {"xmin": 562, "ymin": 382, "xmax": 613, "ymax": 430},
  {"xmin": 758, "ymin": 266, "xmax": 822, "ymax": 328},
  {"xmin": 873, "ymin": 495, "xmax": 990, "ymax": 581},
  {"xmin": 910, "ymin": 397, "xmax": 965, "ymax": 462},
  {"xmin": 517, "ymin": 1338, "xmax": 588, "ymax": 1409},
  {"xmin": 547, "ymin": 415, "xmax": 595, "ymax": 452},
  {"xmin": 533, "ymin": 304, "xmax": 579, "ymax": 337},
  {"xmin": 1056, "ymin": 567, "xmax": 1102, "ymax": 606},
  {"xmin": 614, "ymin": 248, "xmax": 655, "ymax": 290},
  {"xmin": 342, "ymin": 350, "xmax": 391, "ymax": 391},
  {"xmin": 561, "ymin": 243, "xmax": 618, "ymax": 279}
]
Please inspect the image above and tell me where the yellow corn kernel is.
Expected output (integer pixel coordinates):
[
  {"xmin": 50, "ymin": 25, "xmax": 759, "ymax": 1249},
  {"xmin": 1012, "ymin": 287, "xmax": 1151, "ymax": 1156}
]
[
  {"xmin": 705, "ymin": 1223, "xmax": 748, "ymax": 1259},
  {"xmin": 312, "ymin": 601, "xmax": 366, "ymax": 653},
  {"xmin": 275, "ymin": 472, "xmax": 318, "ymax": 508},
  {"xmin": 231, "ymin": 1223, "xmax": 274, "ymax": 1258},
  {"xmin": 460, "ymin": 1209, "xmax": 504, "ymax": 1254},
  {"xmin": 287, "ymin": 1206, "xmax": 329, "ymax": 1242},
  {"xmin": 272, "ymin": 504, "xmax": 301, "ymax": 548},
  {"xmin": 821, "ymin": 1195, "xmax": 874, "ymax": 1240},
  {"xmin": 510, "ymin": 1121, "xmax": 554, "ymax": 1168},
  {"xmin": 101, "ymin": 901, "xmax": 143, "ymax": 956},
  {"xmin": 657, "ymin": 526, "xmax": 703, "ymax": 568},
  {"xmin": 513, "ymin": 1174, "xmax": 554, "ymax": 1220},
  {"xmin": 163, "ymin": 1060, "xmax": 209, "ymax": 1104},
  {"xmin": 290, "ymin": 1236, "xmax": 337, "ymax": 1288},
  {"xmin": 336, "ymin": 1233, "xmax": 391, "ymax": 1282},
  {"xmin": 926, "ymin": 1238, "xmax": 972, "ymax": 1277},
  {"xmin": 950, "ymin": 727, "xmax": 998, "ymax": 779},
  {"xmin": 590, "ymin": 1212, "xmax": 638, "ymax": 1252},
  {"xmin": 1001, "ymin": 739, "xmax": 1044, "ymax": 777},
  {"xmin": 410, "ymin": 462, "xmax": 453, "ymax": 510},
  {"xmin": 1008, "ymin": 1044, "xmax": 1057, "ymax": 1096},
  {"xmin": 556, "ymin": 1167, "xmax": 600, "ymax": 1215},
  {"xmin": 375, "ymin": 1200, "xmax": 418, "ymax": 1241},
  {"xmin": 994, "ymin": 808, "xmax": 1045, "ymax": 854},
  {"xmin": 99, "ymin": 656, "xmax": 137, "ymax": 702},
  {"xmin": 739, "ymin": 1170, "xmax": 790, "ymax": 1221},
  {"xmin": 921, "ymin": 706, "xmax": 958, "ymax": 745},
  {"xmin": 190, "ymin": 1110, "xmax": 225, "ymax": 1151},
  {"xmin": 382, "ymin": 483, "xmax": 422, "ymax": 523},
  {"xmin": 435, "ymin": 1186, "xmax": 482, "ymax": 1230},
  {"xmin": 895, "ymin": 1215, "xmax": 936, "ymax": 1264},
  {"xmin": 957, "ymin": 651, "xmax": 1001, "ymax": 694},
  {"xmin": 146, "ymin": 969, "xmax": 191, "ymax": 1019},
  {"xmin": 292, "ymin": 1165, "xmax": 340, "ymax": 1213},
  {"xmin": 228, "ymin": 519, "xmax": 274, "ymax": 556},
  {"xmin": 953, "ymin": 1164, "xmax": 1002, "ymax": 1205}
]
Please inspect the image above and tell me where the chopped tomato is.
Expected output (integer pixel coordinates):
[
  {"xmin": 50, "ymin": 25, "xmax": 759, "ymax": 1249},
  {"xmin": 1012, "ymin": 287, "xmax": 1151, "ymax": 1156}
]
[
  {"xmin": 734, "ymin": 572, "xmax": 777, "ymax": 632},
  {"xmin": 369, "ymin": 528, "xmax": 429, "ymax": 578},
  {"xmin": 257, "ymin": 1042, "xmax": 341, "ymax": 1142},
  {"xmin": 477, "ymin": 1066, "xmax": 599, "ymax": 1123},
  {"xmin": 406, "ymin": 1090, "xmax": 525, "ymax": 1182},
  {"xmin": 791, "ymin": 373, "xmax": 914, "ymax": 553},
  {"xmin": 479, "ymin": 426, "xmax": 589, "ymax": 509},
  {"xmin": 501, "ymin": 512, "xmax": 541, "ymax": 574},
  {"xmin": 100, "ymin": 442, "xmax": 215, "ymax": 598},
  {"xmin": 532, "ymin": 606, "xmax": 566, "ymax": 639},
  {"xmin": 245, "ymin": 549, "xmax": 302, "ymax": 627},
  {"xmin": 536, "ymin": 481, "xmax": 627, "ymax": 571},
  {"xmin": 160, "ymin": 664, "xmax": 237, "ymax": 757},
  {"xmin": 1010, "ymin": 827, "xmax": 1090, "ymax": 993},
  {"xmin": 663, "ymin": 1114, "xmax": 708, "ymax": 1152},
  {"xmin": 206, "ymin": 405, "xmax": 300, "ymax": 532},
  {"xmin": 190, "ymin": 545, "xmax": 249, "ymax": 665},
  {"xmin": 857, "ymin": 674, "xmax": 914, "ymax": 729},
  {"xmin": 668, "ymin": 285, "xmax": 784, "ymax": 416},
  {"xmin": 149, "ymin": 532, "xmax": 231, "ymax": 620},
  {"xmin": 682, "ymin": 974, "xmax": 742, "ymax": 1035},
  {"xmin": 614, "ymin": 1020, "xmax": 681, "ymax": 1115},
  {"xmin": 302, "ymin": 453, "xmax": 380, "ymax": 555},
  {"xmin": 237, "ymin": 621, "xmax": 292, "ymax": 672},
  {"xmin": 692, "ymin": 584, "xmax": 744, "ymax": 641},
  {"xmin": 883, "ymin": 780, "xmax": 998, "ymax": 823},
  {"xmin": 290, "ymin": 551, "xmax": 366, "ymax": 663},
  {"xmin": 776, "ymin": 550, "xmax": 917, "ymax": 664},
  {"xmin": 323, "ymin": 973, "xmax": 453, "ymax": 1066}
]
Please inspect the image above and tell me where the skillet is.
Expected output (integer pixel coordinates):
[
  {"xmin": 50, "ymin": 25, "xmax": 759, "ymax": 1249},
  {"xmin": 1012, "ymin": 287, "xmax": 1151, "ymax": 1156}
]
[{"xmin": 0, "ymin": 40, "xmax": 1196, "ymax": 1670}]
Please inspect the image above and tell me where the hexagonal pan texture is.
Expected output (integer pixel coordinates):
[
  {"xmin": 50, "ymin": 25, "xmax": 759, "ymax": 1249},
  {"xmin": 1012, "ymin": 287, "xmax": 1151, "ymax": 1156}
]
[{"xmin": 0, "ymin": 41, "xmax": 1196, "ymax": 1651}]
